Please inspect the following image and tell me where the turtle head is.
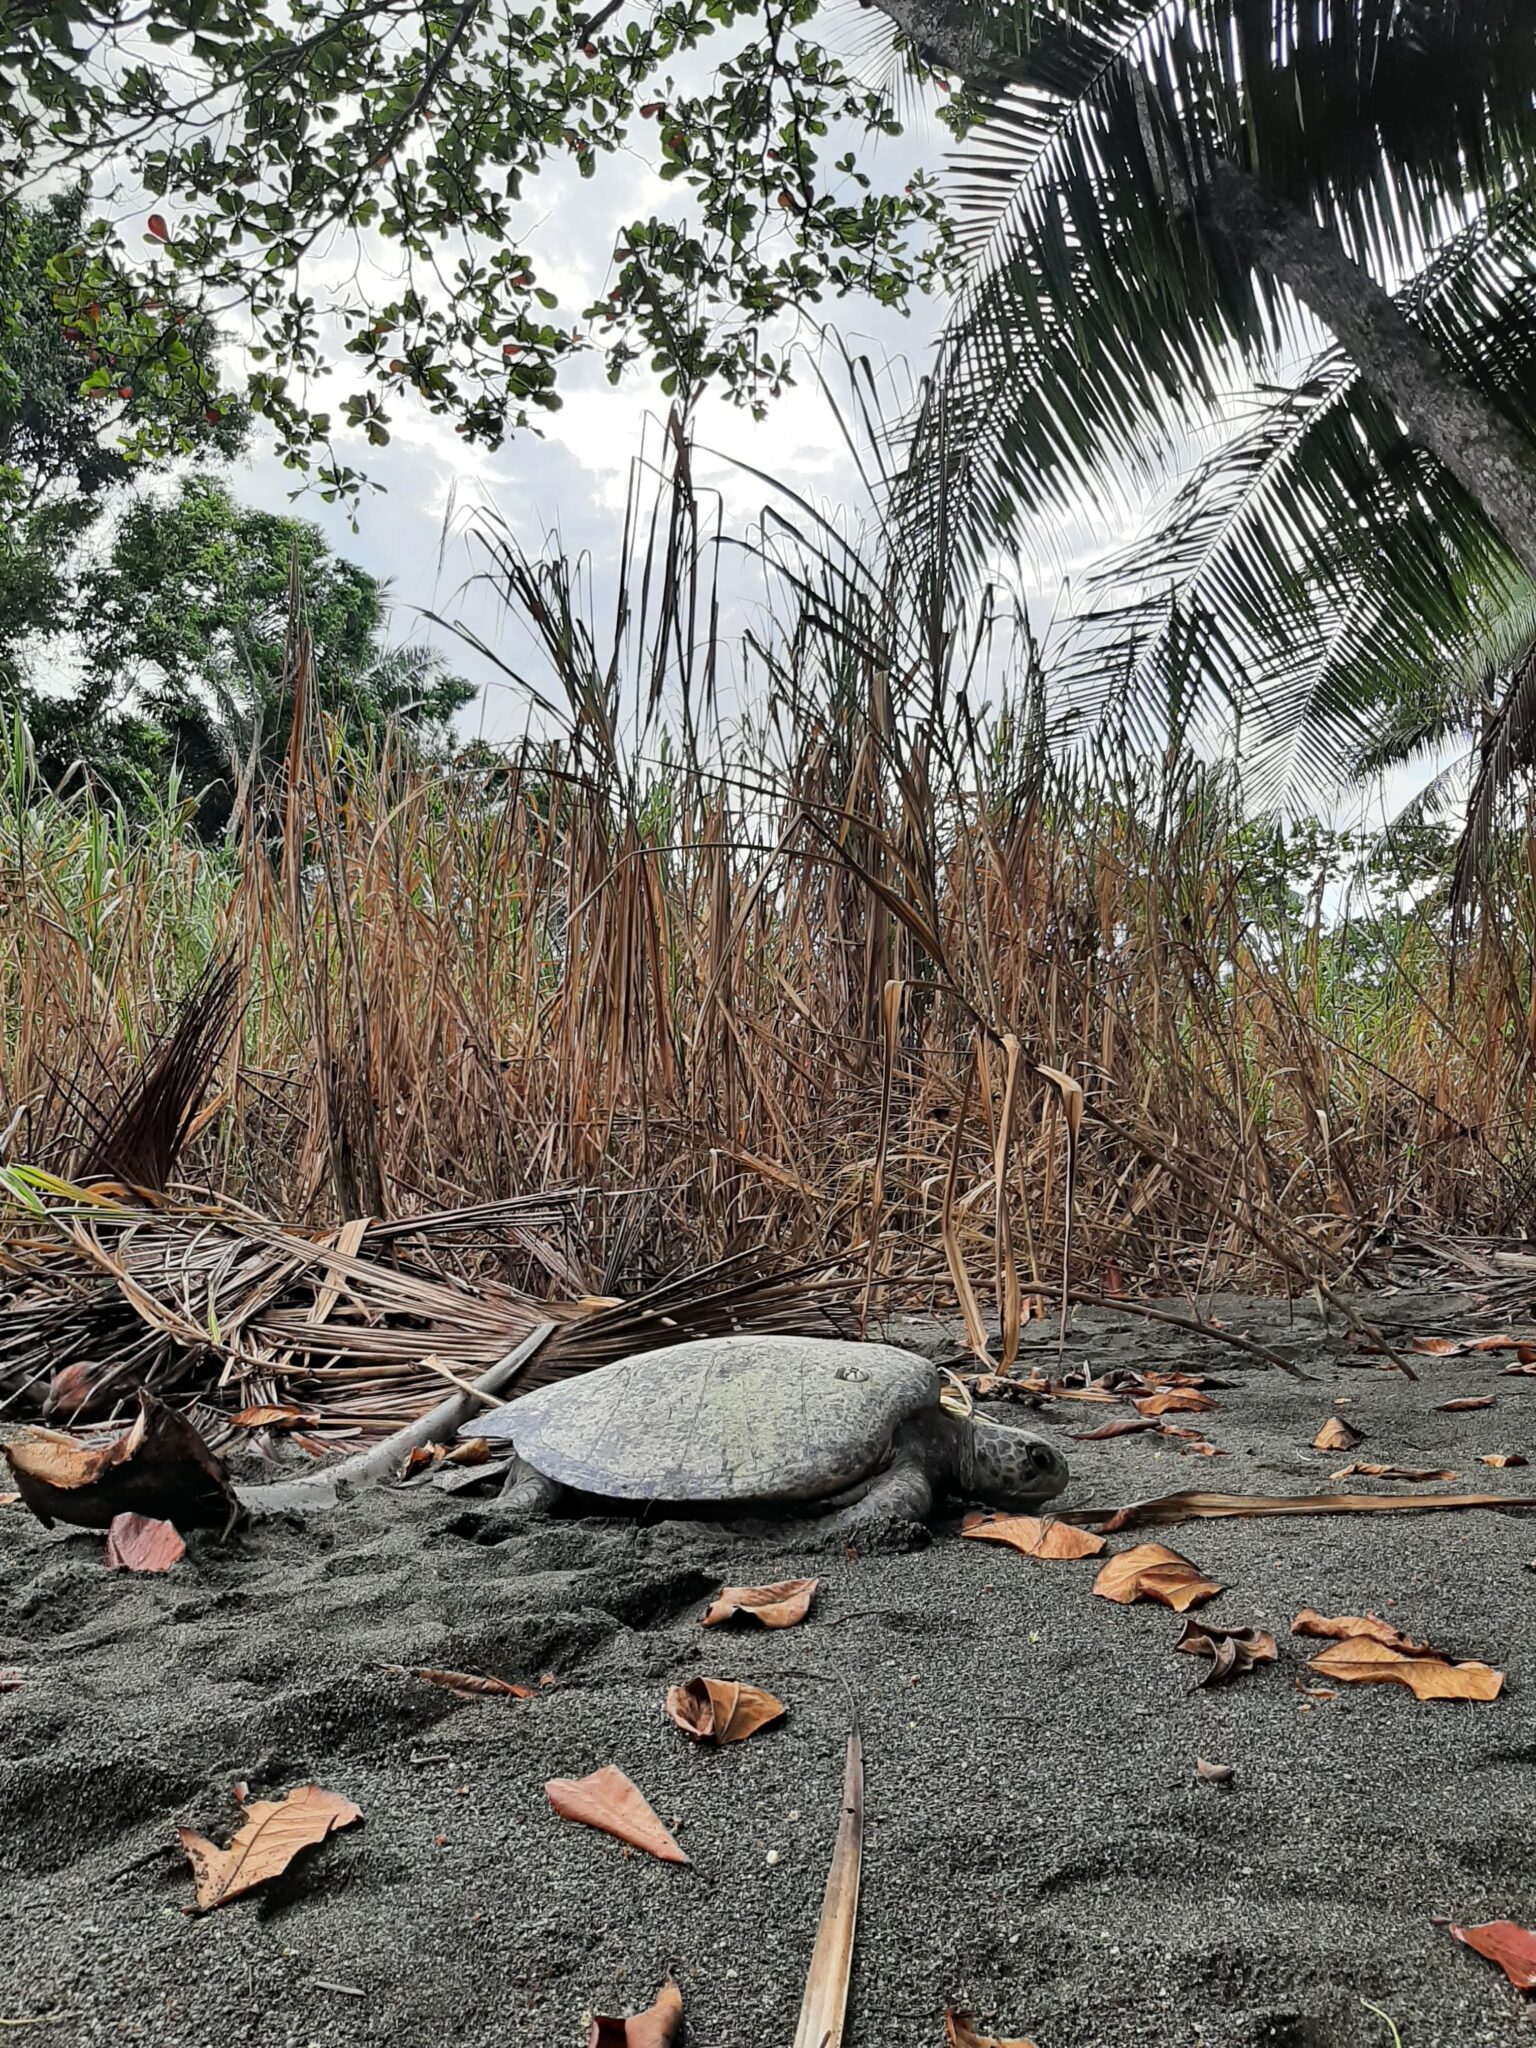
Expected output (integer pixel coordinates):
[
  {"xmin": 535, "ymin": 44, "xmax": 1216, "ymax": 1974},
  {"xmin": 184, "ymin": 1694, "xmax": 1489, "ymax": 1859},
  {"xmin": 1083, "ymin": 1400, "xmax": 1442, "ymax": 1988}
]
[{"xmin": 962, "ymin": 1414, "xmax": 1069, "ymax": 1507}]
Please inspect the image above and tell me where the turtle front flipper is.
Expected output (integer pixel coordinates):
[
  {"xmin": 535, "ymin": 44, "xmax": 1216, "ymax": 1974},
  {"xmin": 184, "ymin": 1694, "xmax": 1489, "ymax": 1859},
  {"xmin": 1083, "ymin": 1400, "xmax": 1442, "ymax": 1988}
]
[
  {"xmin": 821, "ymin": 1444, "xmax": 935, "ymax": 1549},
  {"xmin": 497, "ymin": 1461, "xmax": 567, "ymax": 1517}
]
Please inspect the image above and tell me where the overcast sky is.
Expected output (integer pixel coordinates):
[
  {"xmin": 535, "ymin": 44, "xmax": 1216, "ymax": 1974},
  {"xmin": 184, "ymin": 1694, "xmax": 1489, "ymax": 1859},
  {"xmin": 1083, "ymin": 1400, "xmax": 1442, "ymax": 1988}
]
[{"xmin": 217, "ymin": 25, "xmax": 1134, "ymax": 750}]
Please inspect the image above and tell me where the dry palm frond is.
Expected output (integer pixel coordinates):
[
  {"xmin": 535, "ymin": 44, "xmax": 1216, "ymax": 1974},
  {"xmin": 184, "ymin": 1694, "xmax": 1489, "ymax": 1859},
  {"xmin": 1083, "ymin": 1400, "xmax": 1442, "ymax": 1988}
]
[
  {"xmin": 0, "ymin": 1177, "xmax": 861, "ymax": 1432},
  {"xmin": 67, "ymin": 956, "xmax": 245, "ymax": 1193}
]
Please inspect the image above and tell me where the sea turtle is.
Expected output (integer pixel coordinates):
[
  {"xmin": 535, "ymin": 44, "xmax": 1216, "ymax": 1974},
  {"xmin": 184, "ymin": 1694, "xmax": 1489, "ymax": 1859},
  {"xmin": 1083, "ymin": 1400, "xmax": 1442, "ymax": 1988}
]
[{"xmin": 464, "ymin": 1334, "xmax": 1068, "ymax": 1535}]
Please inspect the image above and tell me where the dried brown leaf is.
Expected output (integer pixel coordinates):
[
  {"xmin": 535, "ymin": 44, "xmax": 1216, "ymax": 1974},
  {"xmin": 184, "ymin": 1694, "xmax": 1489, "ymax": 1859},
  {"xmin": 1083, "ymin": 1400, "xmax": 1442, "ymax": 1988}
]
[
  {"xmin": 3, "ymin": 1392, "xmax": 237, "ymax": 1534},
  {"xmin": 702, "ymin": 1578, "xmax": 817, "ymax": 1628},
  {"xmin": 230, "ymin": 1405, "xmax": 320, "ymax": 1431},
  {"xmin": 1501, "ymin": 1362, "xmax": 1536, "ymax": 1377},
  {"xmin": 1292, "ymin": 1610, "xmax": 1432, "ymax": 1656},
  {"xmin": 1089, "ymin": 1488, "xmax": 1529, "ymax": 1533},
  {"xmin": 792, "ymin": 1730, "xmax": 862, "ymax": 2048},
  {"xmin": 387, "ymin": 1665, "xmax": 533, "ymax": 1699},
  {"xmin": 589, "ymin": 1979, "xmax": 684, "ymax": 2048},
  {"xmin": 1307, "ymin": 1637, "xmax": 1503, "ymax": 1702},
  {"xmin": 1072, "ymin": 1417, "xmax": 1162, "ymax": 1442},
  {"xmin": 177, "ymin": 1784, "xmax": 362, "ymax": 1911},
  {"xmin": 1480, "ymin": 1454, "xmax": 1529, "ymax": 1469},
  {"xmin": 1195, "ymin": 1758, "xmax": 1235, "ymax": 1786},
  {"xmin": 544, "ymin": 1765, "xmax": 689, "ymax": 1863},
  {"xmin": 1092, "ymin": 1542, "xmax": 1222, "ymax": 1611},
  {"xmin": 1410, "ymin": 1337, "xmax": 1465, "ymax": 1355},
  {"xmin": 960, "ymin": 1512, "xmax": 1105, "ymax": 1560},
  {"xmin": 1312, "ymin": 1417, "xmax": 1362, "ymax": 1451},
  {"xmin": 1447, "ymin": 1920, "xmax": 1536, "ymax": 1991},
  {"xmin": 104, "ymin": 1514, "xmax": 185, "ymax": 1573},
  {"xmin": 1134, "ymin": 1390, "xmax": 1216, "ymax": 1418},
  {"xmin": 1467, "ymin": 1335, "xmax": 1525, "ymax": 1353},
  {"xmin": 664, "ymin": 1677, "xmax": 786, "ymax": 1744},
  {"xmin": 1175, "ymin": 1619, "xmax": 1278, "ymax": 1686},
  {"xmin": 945, "ymin": 2012, "xmax": 1039, "ymax": 2048},
  {"xmin": 1437, "ymin": 1396, "xmax": 1495, "ymax": 1412},
  {"xmin": 1332, "ymin": 1463, "xmax": 1459, "ymax": 1481}
]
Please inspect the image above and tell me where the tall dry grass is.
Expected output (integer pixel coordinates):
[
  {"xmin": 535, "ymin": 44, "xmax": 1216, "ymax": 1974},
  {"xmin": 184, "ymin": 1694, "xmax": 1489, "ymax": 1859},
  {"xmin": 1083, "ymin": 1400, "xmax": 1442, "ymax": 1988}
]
[{"xmin": 3, "ymin": 456, "xmax": 1535, "ymax": 1358}]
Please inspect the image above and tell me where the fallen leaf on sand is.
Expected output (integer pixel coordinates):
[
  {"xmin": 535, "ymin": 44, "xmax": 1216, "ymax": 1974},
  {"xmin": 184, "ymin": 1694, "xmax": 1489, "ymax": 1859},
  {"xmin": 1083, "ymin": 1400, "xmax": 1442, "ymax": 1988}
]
[
  {"xmin": 1307, "ymin": 1637, "xmax": 1503, "ymax": 1702},
  {"xmin": 1292, "ymin": 1610, "xmax": 1432, "ymax": 1656},
  {"xmin": 664, "ymin": 1677, "xmax": 786, "ymax": 1745},
  {"xmin": 384, "ymin": 1665, "xmax": 533, "ymax": 1699},
  {"xmin": 961, "ymin": 1512, "xmax": 1105, "ymax": 1560},
  {"xmin": 3, "ymin": 1392, "xmax": 237, "ymax": 1534},
  {"xmin": 545, "ymin": 1766, "xmax": 688, "ymax": 1863},
  {"xmin": 1446, "ymin": 1919, "xmax": 1536, "ymax": 1991},
  {"xmin": 1438, "ymin": 1396, "xmax": 1495, "ymax": 1412},
  {"xmin": 945, "ymin": 2012, "xmax": 1038, "ymax": 2048},
  {"xmin": 104, "ymin": 1513, "xmax": 185, "ymax": 1573},
  {"xmin": 1073, "ymin": 1417, "xmax": 1162, "ymax": 1441},
  {"xmin": 1468, "ymin": 1335, "xmax": 1535, "ymax": 1354},
  {"xmin": 1410, "ymin": 1337, "xmax": 1465, "ymax": 1356},
  {"xmin": 1195, "ymin": 1758, "xmax": 1235, "ymax": 1786},
  {"xmin": 589, "ymin": 1978, "xmax": 684, "ymax": 2048},
  {"xmin": 403, "ymin": 1437, "xmax": 492, "ymax": 1474},
  {"xmin": 1134, "ymin": 1389, "xmax": 1216, "ymax": 1418},
  {"xmin": 1332, "ymin": 1463, "xmax": 1458, "ymax": 1481},
  {"xmin": 230, "ymin": 1405, "xmax": 320, "ymax": 1431},
  {"xmin": 1175, "ymin": 1619, "xmax": 1277, "ymax": 1686},
  {"xmin": 0, "ymin": 1492, "xmax": 17, "ymax": 1507},
  {"xmin": 177, "ymin": 1784, "xmax": 362, "ymax": 1912},
  {"xmin": 1501, "ymin": 1363, "xmax": 1536, "ymax": 1377},
  {"xmin": 1092, "ymin": 1542, "xmax": 1222, "ymax": 1611},
  {"xmin": 702, "ymin": 1578, "xmax": 817, "ymax": 1628},
  {"xmin": 970, "ymin": 1374, "xmax": 1045, "ymax": 1403},
  {"xmin": 1481, "ymin": 1453, "xmax": 1529, "ymax": 1469},
  {"xmin": 1174, "ymin": 1437, "xmax": 1226, "ymax": 1457},
  {"xmin": 1312, "ymin": 1417, "xmax": 1361, "ymax": 1452}
]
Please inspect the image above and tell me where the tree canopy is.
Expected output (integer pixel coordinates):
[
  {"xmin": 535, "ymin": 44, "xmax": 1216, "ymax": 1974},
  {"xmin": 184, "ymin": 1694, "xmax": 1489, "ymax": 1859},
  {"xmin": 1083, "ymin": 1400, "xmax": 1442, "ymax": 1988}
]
[
  {"xmin": 3, "ymin": 0, "xmax": 964, "ymax": 506},
  {"xmin": 0, "ymin": 186, "xmax": 247, "ymax": 681},
  {"xmin": 56, "ymin": 476, "xmax": 474, "ymax": 832}
]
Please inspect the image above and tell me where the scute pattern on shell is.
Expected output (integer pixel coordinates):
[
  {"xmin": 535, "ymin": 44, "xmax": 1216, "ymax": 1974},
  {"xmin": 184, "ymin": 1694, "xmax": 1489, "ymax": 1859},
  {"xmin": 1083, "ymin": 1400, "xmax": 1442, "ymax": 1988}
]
[{"xmin": 473, "ymin": 1335, "xmax": 942, "ymax": 1503}]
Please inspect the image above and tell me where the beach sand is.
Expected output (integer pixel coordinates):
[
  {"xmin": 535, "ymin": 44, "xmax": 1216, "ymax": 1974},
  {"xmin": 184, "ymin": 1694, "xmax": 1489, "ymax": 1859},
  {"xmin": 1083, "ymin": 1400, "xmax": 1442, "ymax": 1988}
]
[{"xmin": 3, "ymin": 1297, "xmax": 1535, "ymax": 2047}]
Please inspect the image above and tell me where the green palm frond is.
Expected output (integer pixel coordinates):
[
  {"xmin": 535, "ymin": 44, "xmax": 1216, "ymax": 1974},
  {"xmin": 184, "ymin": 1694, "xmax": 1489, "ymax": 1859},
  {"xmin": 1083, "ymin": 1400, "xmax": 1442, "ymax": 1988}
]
[
  {"xmin": 896, "ymin": 0, "xmax": 1536, "ymax": 587},
  {"xmin": 1058, "ymin": 184, "xmax": 1536, "ymax": 804}
]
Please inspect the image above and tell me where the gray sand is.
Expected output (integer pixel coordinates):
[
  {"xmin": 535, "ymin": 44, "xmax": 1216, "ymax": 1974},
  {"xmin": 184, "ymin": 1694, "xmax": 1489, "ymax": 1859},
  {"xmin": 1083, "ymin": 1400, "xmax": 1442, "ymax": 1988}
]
[{"xmin": 3, "ymin": 1297, "xmax": 1536, "ymax": 2048}]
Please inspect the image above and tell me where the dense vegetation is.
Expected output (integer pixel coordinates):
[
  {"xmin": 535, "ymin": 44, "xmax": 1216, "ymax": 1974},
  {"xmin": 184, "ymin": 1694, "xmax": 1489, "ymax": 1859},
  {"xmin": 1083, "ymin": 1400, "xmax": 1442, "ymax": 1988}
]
[
  {"xmin": 0, "ymin": 483, "xmax": 1522, "ymax": 1313},
  {"xmin": 4, "ymin": 3, "xmax": 1536, "ymax": 1279}
]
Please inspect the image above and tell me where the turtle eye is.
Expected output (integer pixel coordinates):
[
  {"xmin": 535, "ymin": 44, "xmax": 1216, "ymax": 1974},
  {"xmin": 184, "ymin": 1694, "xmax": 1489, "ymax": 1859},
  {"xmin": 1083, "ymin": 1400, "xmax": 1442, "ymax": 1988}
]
[{"xmin": 1028, "ymin": 1443, "xmax": 1055, "ymax": 1471}]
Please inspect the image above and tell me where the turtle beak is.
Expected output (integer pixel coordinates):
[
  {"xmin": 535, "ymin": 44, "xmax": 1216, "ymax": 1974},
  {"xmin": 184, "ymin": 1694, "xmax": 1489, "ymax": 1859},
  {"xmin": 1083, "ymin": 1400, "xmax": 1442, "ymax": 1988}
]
[{"xmin": 1025, "ymin": 1437, "xmax": 1069, "ymax": 1502}]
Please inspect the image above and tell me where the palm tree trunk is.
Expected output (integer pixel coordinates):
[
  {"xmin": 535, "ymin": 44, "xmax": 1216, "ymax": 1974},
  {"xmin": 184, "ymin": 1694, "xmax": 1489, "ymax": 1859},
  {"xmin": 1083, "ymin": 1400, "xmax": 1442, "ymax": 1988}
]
[{"xmin": 1203, "ymin": 163, "xmax": 1536, "ymax": 587}]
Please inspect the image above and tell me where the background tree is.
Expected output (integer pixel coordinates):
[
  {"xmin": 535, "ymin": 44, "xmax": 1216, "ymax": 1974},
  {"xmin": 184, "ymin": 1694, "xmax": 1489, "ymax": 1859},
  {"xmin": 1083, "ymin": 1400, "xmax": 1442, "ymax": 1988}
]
[
  {"xmin": 0, "ymin": 186, "xmax": 246, "ymax": 688},
  {"xmin": 70, "ymin": 477, "xmax": 474, "ymax": 835}
]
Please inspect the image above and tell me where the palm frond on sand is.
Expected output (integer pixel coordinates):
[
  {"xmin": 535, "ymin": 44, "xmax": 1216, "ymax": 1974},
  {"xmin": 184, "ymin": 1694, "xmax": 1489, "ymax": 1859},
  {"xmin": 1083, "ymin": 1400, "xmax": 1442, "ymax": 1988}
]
[{"xmin": 0, "ymin": 1176, "xmax": 859, "ymax": 1435}]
